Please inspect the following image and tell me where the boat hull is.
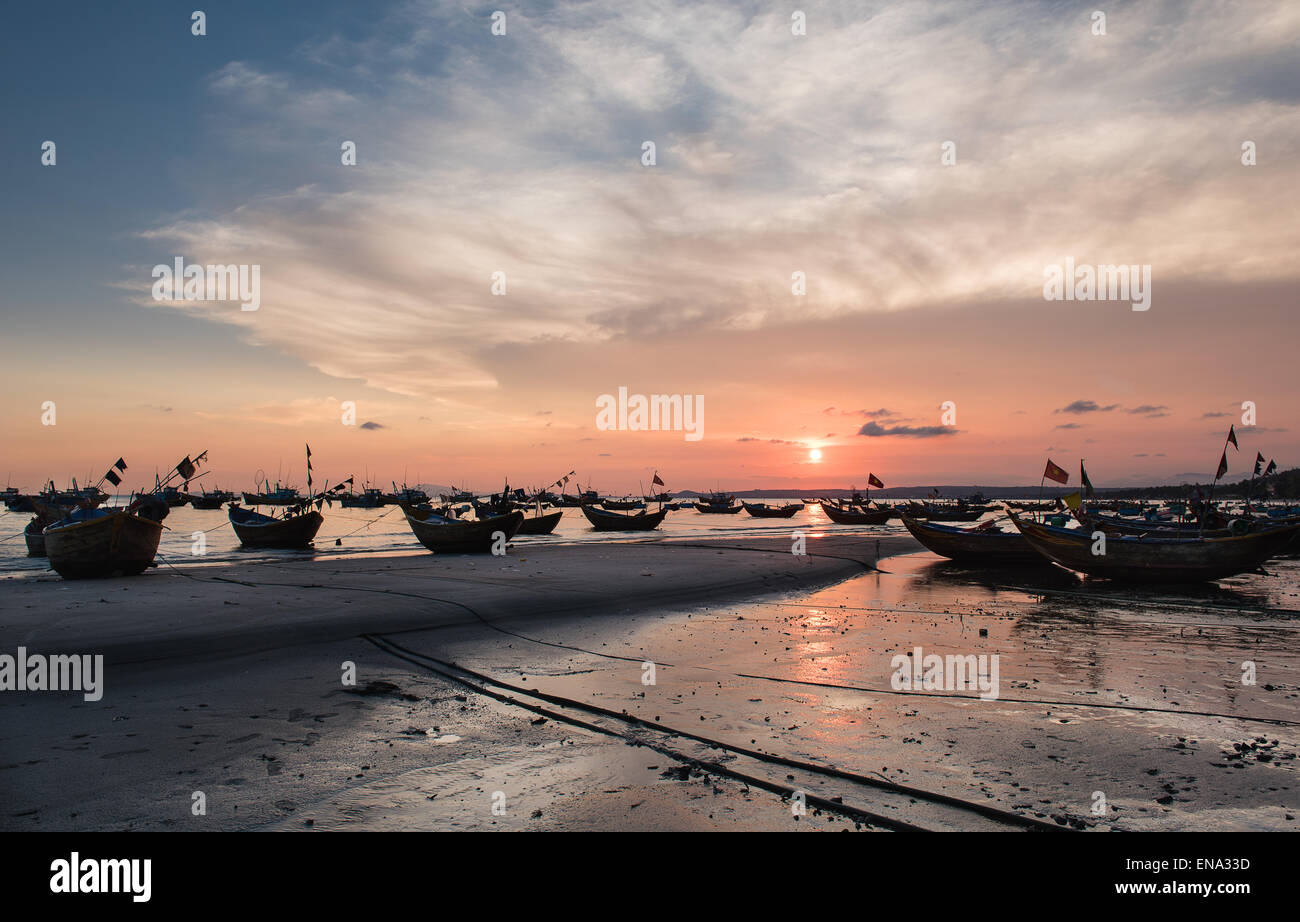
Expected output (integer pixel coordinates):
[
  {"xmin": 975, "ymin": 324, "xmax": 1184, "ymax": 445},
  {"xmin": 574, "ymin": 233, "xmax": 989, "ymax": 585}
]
[
  {"xmin": 581, "ymin": 505, "xmax": 668, "ymax": 531},
  {"xmin": 742, "ymin": 502, "xmax": 802, "ymax": 518},
  {"xmin": 902, "ymin": 516, "xmax": 1049, "ymax": 565},
  {"xmin": 405, "ymin": 510, "xmax": 524, "ymax": 553},
  {"xmin": 44, "ymin": 511, "xmax": 164, "ymax": 579},
  {"xmin": 24, "ymin": 518, "xmax": 46, "ymax": 557},
  {"xmin": 515, "ymin": 509, "xmax": 563, "ymax": 535},
  {"xmin": 1009, "ymin": 512, "xmax": 1300, "ymax": 583},
  {"xmin": 229, "ymin": 507, "xmax": 324, "ymax": 548},
  {"xmin": 821, "ymin": 503, "xmax": 893, "ymax": 525}
]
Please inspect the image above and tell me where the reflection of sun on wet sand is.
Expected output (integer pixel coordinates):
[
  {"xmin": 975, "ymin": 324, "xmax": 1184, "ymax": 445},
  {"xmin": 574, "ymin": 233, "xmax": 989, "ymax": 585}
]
[{"xmin": 1, "ymin": 535, "xmax": 1297, "ymax": 831}]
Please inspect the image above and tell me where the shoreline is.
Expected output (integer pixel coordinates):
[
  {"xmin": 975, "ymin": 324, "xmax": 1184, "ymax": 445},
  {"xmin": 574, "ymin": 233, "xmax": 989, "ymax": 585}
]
[{"xmin": 0, "ymin": 534, "xmax": 917, "ymax": 831}]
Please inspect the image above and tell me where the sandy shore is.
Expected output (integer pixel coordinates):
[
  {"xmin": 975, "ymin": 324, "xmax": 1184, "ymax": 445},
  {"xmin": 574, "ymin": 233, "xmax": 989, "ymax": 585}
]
[
  {"xmin": 0, "ymin": 534, "xmax": 905, "ymax": 831},
  {"xmin": 3, "ymin": 532, "xmax": 1297, "ymax": 832}
]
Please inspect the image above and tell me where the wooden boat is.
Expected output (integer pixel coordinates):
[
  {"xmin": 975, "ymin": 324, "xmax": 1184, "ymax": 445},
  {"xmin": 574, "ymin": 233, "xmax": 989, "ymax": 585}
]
[
  {"xmin": 695, "ymin": 492, "xmax": 742, "ymax": 514},
  {"xmin": 340, "ymin": 487, "xmax": 386, "ymax": 508},
  {"xmin": 742, "ymin": 501, "xmax": 803, "ymax": 518},
  {"xmin": 821, "ymin": 503, "xmax": 893, "ymax": 525},
  {"xmin": 1008, "ymin": 511, "xmax": 1300, "ymax": 583},
  {"xmin": 905, "ymin": 501, "xmax": 986, "ymax": 522},
  {"xmin": 229, "ymin": 505, "xmax": 324, "ymax": 548},
  {"xmin": 901, "ymin": 515, "xmax": 1050, "ymax": 566},
  {"xmin": 242, "ymin": 485, "xmax": 302, "ymax": 506},
  {"xmin": 601, "ymin": 497, "xmax": 646, "ymax": 510},
  {"xmin": 405, "ymin": 509, "xmax": 524, "ymax": 553},
  {"xmin": 24, "ymin": 517, "xmax": 46, "ymax": 557},
  {"xmin": 581, "ymin": 504, "xmax": 669, "ymax": 531},
  {"xmin": 188, "ymin": 488, "xmax": 235, "ymax": 509},
  {"xmin": 516, "ymin": 509, "xmax": 563, "ymax": 535},
  {"xmin": 44, "ymin": 508, "xmax": 165, "ymax": 579}
]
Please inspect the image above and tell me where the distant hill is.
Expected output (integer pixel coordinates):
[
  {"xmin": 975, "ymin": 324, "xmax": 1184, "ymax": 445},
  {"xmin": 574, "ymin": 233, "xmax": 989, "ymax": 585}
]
[{"xmin": 675, "ymin": 468, "xmax": 1299, "ymax": 500}]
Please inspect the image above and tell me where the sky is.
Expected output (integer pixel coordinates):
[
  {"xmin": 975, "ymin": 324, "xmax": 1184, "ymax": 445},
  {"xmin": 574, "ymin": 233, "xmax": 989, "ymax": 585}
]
[{"xmin": 2, "ymin": 0, "xmax": 1297, "ymax": 494}]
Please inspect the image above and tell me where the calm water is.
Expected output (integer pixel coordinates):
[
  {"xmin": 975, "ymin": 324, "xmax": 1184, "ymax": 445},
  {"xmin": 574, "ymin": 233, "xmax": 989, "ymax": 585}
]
[{"xmin": 0, "ymin": 499, "xmax": 911, "ymax": 578}]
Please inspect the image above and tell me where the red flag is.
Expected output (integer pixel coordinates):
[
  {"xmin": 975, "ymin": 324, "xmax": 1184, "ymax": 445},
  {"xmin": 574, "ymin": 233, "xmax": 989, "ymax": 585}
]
[
  {"xmin": 1043, "ymin": 459, "xmax": 1069, "ymax": 484},
  {"xmin": 176, "ymin": 456, "xmax": 196, "ymax": 480},
  {"xmin": 1215, "ymin": 450, "xmax": 1228, "ymax": 480},
  {"xmin": 868, "ymin": 473, "xmax": 884, "ymax": 489},
  {"xmin": 652, "ymin": 473, "xmax": 665, "ymax": 487},
  {"xmin": 1227, "ymin": 426, "xmax": 1238, "ymax": 450}
]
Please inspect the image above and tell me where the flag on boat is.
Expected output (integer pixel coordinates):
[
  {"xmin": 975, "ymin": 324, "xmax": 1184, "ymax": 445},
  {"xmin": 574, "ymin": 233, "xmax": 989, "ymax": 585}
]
[
  {"xmin": 1063, "ymin": 492, "xmax": 1082, "ymax": 511},
  {"xmin": 103, "ymin": 468, "xmax": 122, "ymax": 486},
  {"xmin": 1227, "ymin": 426, "xmax": 1238, "ymax": 449},
  {"xmin": 1215, "ymin": 450, "xmax": 1229, "ymax": 480},
  {"xmin": 1080, "ymin": 461, "xmax": 1094, "ymax": 498},
  {"xmin": 868, "ymin": 473, "xmax": 885, "ymax": 489},
  {"xmin": 176, "ymin": 456, "xmax": 196, "ymax": 480},
  {"xmin": 1255, "ymin": 452, "xmax": 1265, "ymax": 475},
  {"xmin": 1043, "ymin": 459, "xmax": 1069, "ymax": 484},
  {"xmin": 652, "ymin": 472, "xmax": 665, "ymax": 486},
  {"xmin": 114, "ymin": 458, "xmax": 127, "ymax": 472},
  {"xmin": 1265, "ymin": 459, "xmax": 1277, "ymax": 476},
  {"xmin": 306, "ymin": 444, "xmax": 313, "ymax": 492}
]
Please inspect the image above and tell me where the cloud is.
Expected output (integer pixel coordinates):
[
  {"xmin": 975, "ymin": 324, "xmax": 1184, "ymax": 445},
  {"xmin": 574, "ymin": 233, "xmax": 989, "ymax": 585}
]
[
  {"xmin": 359, "ymin": 420, "xmax": 384, "ymax": 430},
  {"xmin": 131, "ymin": 0, "xmax": 1300, "ymax": 403},
  {"xmin": 1054, "ymin": 423, "xmax": 1083, "ymax": 429},
  {"xmin": 1202, "ymin": 411, "xmax": 1233, "ymax": 418},
  {"xmin": 1055, "ymin": 400, "xmax": 1119, "ymax": 415},
  {"xmin": 858, "ymin": 421, "xmax": 957, "ymax": 438},
  {"xmin": 1127, "ymin": 404, "xmax": 1169, "ymax": 416}
]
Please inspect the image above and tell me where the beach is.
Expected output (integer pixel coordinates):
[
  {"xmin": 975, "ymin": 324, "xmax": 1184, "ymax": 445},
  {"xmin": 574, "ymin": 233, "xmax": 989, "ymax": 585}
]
[{"xmin": 2, "ymin": 531, "xmax": 1296, "ymax": 832}]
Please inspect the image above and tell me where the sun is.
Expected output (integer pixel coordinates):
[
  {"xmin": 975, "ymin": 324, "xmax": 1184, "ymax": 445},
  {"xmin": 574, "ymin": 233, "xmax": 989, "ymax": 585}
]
[{"xmin": 809, "ymin": 448, "xmax": 822, "ymax": 462}]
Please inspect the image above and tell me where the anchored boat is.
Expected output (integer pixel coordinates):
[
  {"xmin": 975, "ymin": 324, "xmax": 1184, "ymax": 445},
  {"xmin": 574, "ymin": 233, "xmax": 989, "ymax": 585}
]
[
  {"xmin": 901, "ymin": 515, "xmax": 1050, "ymax": 566},
  {"xmin": 1008, "ymin": 510, "xmax": 1300, "ymax": 583},
  {"xmin": 404, "ymin": 508, "xmax": 524, "ymax": 553}
]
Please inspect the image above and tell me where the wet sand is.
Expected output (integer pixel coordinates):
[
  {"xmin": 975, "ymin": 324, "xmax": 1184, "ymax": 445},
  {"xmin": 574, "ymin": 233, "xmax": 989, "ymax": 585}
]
[{"xmin": 2, "ymin": 534, "xmax": 1297, "ymax": 831}]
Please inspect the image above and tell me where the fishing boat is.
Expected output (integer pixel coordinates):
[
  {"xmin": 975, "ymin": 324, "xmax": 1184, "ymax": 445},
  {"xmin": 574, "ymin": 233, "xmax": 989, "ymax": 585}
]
[
  {"xmin": 581, "ymin": 504, "xmax": 669, "ymax": 531},
  {"xmin": 1008, "ymin": 510, "xmax": 1300, "ymax": 583},
  {"xmin": 904, "ymin": 501, "xmax": 987, "ymax": 522},
  {"xmin": 516, "ymin": 508, "xmax": 563, "ymax": 535},
  {"xmin": 554, "ymin": 490, "xmax": 599, "ymax": 507},
  {"xmin": 242, "ymin": 484, "xmax": 303, "ymax": 506},
  {"xmin": 901, "ymin": 515, "xmax": 1050, "ymax": 565},
  {"xmin": 44, "ymin": 507, "xmax": 167, "ymax": 579},
  {"xmin": 742, "ymin": 501, "xmax": 803, "ymax": 518},
  {"xmin": 384, "ymin": 483, "xmax": 430, "ymax": 506},
  {"xmin": 695, "ymin": 491, "xmax": 742, "ymax": 514},
  {"xmin": 24, "ymin": 517, "xmax": 47, "ymax": 557},
  {"xmin": 821, "ymin": 503, "xmax": 893, "ymax": 525},
  {"xmin": 601, "ymin": 496, "xmax": 646, "ymax": 510},
  {"xmin": 228, "ymin": 505, "xmax": 324, "ymax": 548},
  {"xmin": 188, "ymin": 487, "xmax": 235, "ymax": 509},
  {"xmin": 404, "ymin": 508, "xmax": 524, "ymax": 553},
  {"xmin": 340, "ymin": 487, "xmax": 386, "ymax": 508}
]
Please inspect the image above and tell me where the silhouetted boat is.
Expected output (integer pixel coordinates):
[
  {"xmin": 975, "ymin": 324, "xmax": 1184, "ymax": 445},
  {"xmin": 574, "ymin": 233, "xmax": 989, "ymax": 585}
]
[
  {"xmin": 601, "ymin": 497, "xmax": 646, "ymax": 510},
  {"xmin": 340, "ymin": 487, "xmax": 385, "ymax": 508},
  {"xmin": 24, "ymin": 517, "xmax": 46, "ymax": 557},
  {"xmin": 516, "ymin": 508, "xmax": 563, "ymax": 535},
  {"xmin": 742, "ymin": 501, "xmax": 803, "ymax": 518},
  {"xmin": 902, "ymin": 515, "xmax": 1049, "ymax": 565},
  {"xmin": 695, "ymin": 492, "xmax": 741, "ymax": 514},
  {"xmin": 188, "ymin": 488, "xmax": 235, "ymax": 509},
  {"xmin": 905, "ymin": 501, "xmax": 986, "ymax": 522},
  {"xmin": 44, "ymin": 508, "xmax": 165, "ymax": 579},
  {"xmin": 242, "ymin": 485, "xmax": 302, "ymax": 506},
  {"xmin": 404, "ymin": 509, "xmax": 524, "ymax": 553},
  {"xmin": 1008, "ymin": 511, "xmax": 1300, "ymax": 583},
  {"xmin": 229, "ymin": 505, "xmax": 324, "ymax": 548},
  {"xmin": 581, "ymin": 504, "xmax": 668, "ymax": 531},
  {"xmin": 821, "ymin": 503, "xmax": 893, "ymax": 525}
]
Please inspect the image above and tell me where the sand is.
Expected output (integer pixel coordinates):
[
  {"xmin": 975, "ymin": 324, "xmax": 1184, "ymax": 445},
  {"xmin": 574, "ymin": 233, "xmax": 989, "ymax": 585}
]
[{"xmin": 2, "ymin": 533, "xmax": 1296, "ymax": 831}]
